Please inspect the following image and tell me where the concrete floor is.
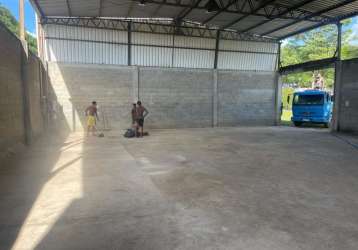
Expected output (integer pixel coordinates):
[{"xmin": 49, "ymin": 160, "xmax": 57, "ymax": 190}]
[{"xmin": 1, "ymin": 127, "xmax": 358, "ymax": 250}]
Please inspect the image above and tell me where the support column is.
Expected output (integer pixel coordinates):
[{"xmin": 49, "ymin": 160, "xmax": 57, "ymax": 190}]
[
  {"xmin": 214, "ymin": 31, "xmax": 220, "ymax": 69},
  {"xmin": 276, "ymin": 41, "xmax": 281, "ymax": 71},
  {"xmin": 128, "ymin": 22, "xmax": 132, "ymax": 66},
  {"xmin": 332, "ymin": 61, "xmax": 342, "ymax": 132},
  {"xmin": 19, "ymin": 0, "xmax": 25, "ymax": 40},
  {"xmin": 213, "ymin": 70, "xmax": 218, "ymax": 127},
  {"xmin": 274, "ymin": 72, "xmax": 282, "ymax": 125},
  {"xmin": 132, "ymin": 66, "xmax": 139, "ymax": 102},
  {"xmin": 337, "ymin": 22, "xmax": 342, "ymax": 60},
  {"xmin": 332, "ymin": 22, "xmax": 342, "ymax": 132},
  {"xmin": 19, "ymin": 0, "xmax": 32, "ymax": 144}
]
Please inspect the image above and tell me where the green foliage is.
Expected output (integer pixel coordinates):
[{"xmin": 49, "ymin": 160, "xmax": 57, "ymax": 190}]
[
  {"xmin": 281, "ymin": 87, "xmax": 294, "ymax": 109},
  {"xmin": 283, "ymin": 68, "xmax": 335, "ymax": 89},
  {"xmin": 281, "ymin": 19, "xmax": 358, "ymax": 89},
  {"xmin": 0, "ymin": 4, "xmax": 37, "ymax": 54}
]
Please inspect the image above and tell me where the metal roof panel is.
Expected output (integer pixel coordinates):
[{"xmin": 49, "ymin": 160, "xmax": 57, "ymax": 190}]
[{"xmin": 31, "ymin": 0, "xmax": 358, "ymax": 39}]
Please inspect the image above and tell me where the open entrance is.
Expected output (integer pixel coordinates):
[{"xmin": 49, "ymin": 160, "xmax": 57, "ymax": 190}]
[{"xmin": 280, "ymin": 68, "xmax": 335, "ymax": 128}]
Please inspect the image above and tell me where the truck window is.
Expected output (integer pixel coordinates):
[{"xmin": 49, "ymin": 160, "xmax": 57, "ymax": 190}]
[{"xmin": 293, "ymin": 94, "xmax": 324, "ymax": 105}]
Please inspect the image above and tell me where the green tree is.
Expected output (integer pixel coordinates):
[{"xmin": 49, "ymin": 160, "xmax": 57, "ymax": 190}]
[
  {"xmin": 0, "ymin": 4, "xmax": 37, "ymax": 54},
  {"xmin": 281, "ymin": 18, "xmax": 358, "ymax": 89}
]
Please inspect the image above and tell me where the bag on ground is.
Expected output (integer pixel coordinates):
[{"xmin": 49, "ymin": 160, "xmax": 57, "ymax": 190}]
[{"xmin": 124, "ymin": 128, "xmax": 135, "ymax": 138}]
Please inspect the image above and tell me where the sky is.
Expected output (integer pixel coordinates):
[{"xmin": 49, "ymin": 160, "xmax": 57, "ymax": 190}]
[
  {"xmin": 0, "ymin": 0, "xmax": 357, "ymax": 43},
  {"xmin": 0, "ymin": 0, "xmax": 36, "ymax": 35}
]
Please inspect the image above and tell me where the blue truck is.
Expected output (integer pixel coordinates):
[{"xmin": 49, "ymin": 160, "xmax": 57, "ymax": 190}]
[{"xmin": 291, "ymin": 90, "xmax": 333, "ymax": 127}]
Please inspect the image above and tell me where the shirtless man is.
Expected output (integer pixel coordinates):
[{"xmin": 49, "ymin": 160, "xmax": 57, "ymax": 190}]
[
  {"xmin": 85, "ymin": 101, "xmax": 99, "ymax": 136},
  {"xmin": 131, "ymin": 103, "xmax": 138, "ymax": 137},
  {"xmin": 136, "ymin": 101, "xmax": 149, "ymax": 137}
]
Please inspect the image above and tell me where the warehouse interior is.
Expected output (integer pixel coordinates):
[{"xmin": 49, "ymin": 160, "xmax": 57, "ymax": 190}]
[{"xmin": 0, "ymin": 0, "xmax": 358, "ymax": 249}]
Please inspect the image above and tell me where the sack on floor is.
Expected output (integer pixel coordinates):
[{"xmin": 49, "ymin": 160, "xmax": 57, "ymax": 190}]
[{"xmin": 124, "ymin": 128, "xmax": 135, "ymax": 138}]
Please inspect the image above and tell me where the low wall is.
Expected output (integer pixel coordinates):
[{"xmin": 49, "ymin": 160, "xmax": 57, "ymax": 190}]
[{"xmin": 48, "ymin": 62, "xmax": 278, "ymax": 130}]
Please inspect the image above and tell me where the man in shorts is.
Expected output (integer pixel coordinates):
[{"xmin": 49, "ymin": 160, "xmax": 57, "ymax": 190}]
[
  {"xmin": 131, "ymin": 103, "xmax": 138, "ymax": 137},
  {"xmin": 85, "ymin": 101, "xmax": 99, "ymax": 136},
  {"xmin": 136, "ymin": 101, "xmax": 148, "ymax": 137}
]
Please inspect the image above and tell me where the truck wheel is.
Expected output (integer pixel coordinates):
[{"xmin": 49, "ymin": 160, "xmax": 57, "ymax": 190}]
[
  {"xmin": 294, "ymin": 122, "xmax": 302, "ymax": 127},
  {"xmin": 323, "ymin": 122, "xmax": 329, "ymax": 128}
]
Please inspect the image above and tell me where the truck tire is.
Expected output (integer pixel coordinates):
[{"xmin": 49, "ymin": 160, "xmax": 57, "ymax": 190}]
[
  {"xmin": 323, "ymin": 122, "xmax": 329, "ymax": 128},
  {"xmin": 294, "ymin": 121, "xmax": 302, "ymax": 127}
]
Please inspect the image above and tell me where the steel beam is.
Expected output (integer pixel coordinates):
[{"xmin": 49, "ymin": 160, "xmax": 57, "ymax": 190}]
[
  {"xmin": 201, "ymin": 0, "xmax": 237, "ymax": 25},
  {"xmin": 31, "ymin": 0, "xmax": 45, "ymax": 18},
  {"xmin": 279, "ymin": 57, "xmax": 337, "ymax": 75},
  {"xmin": 99, "ymin": 0, "xmax": 103, "ymax": 16},
  {"xmin": 65, "ymin": 0, "xmax": 72, "ymax": 16},
  {"xmin": 123, "ymin": 0, "xmax": 330, "ymax": 22},
  {"xmin": 278, "ymin": 10, "xmax": 358, "ymax": 39},
  {"xmin": 240, "ymin": 0, "xmax": 318, "ymax": 33},
  {"xmin": 222, "ymin": 0, "xmax": 276, "ymax": 30},
  {"xmin": 262, "ymin": 0, "xmax": 357, "ymax": 36},
  {"xmin": 176, "ymin": 0, "xmax": 203, "ymax": 22}
]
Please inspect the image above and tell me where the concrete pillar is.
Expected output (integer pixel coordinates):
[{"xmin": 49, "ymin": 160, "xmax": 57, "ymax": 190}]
[
  {"xmin": 332, "ymin": 61, "xmax": 342, "ymax": 132},
  {"xmin": 212, "ymin": 69, "xmax": 218, "ymax": 127},
  {"xmin": 274, "ymin": 72, "xmax": 282, "ymax": 125},
  {"xmin": 19, "ymin": 0, "xmax": 25, "ymax": 41},
  {"xmin": 132, "ymin": 66, "xmax": 139, "ymax": 102},
  {"xmin": 20, "ymin": 48, "xmax": 32, "ymax": 144}
]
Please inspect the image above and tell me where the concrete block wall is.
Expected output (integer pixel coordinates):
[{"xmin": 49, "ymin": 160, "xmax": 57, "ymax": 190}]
[
  {"xmin": 48, "ymin": 62, "xmax": 277, "ymax": 131},
  {"xmin": 47, "ymin": 63, "xmax": 136, "ymax": 131},
  {"xmin": 26, "ymin": 54, "xmax": 44, "ymax": 137},
  {"xmin": 0, "ymin": 24, "xmax": 25, "ymax": 155},
  {"xmin": 139, "ymin": 68, "xmax": 214, "ymax": 128},
  {"xmin": 0, "ymin": 24, "xmax": 48, "ymax": 158},
  {"xmin": 337, "ymin": 58, "xmax": 358, "ymax": 133},
  {"xmin": 218, "ymin": 70, "xmax": 276, "ymax": 126}
]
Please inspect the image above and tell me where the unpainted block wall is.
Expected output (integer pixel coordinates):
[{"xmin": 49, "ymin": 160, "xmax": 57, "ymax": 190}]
[
  {"xmin": 338, "ymin": 59, "xmax": 358, "ymax": 133},
  {"xmin": 218, "ymin": 70, "xmax": 276, "ymax": 126},
  {"xmin": 0, "ymin": 24, "xmax": 47, "ymax": 157},
  {"xmin": 26, "ymin": 54, "xmax": 44, "ymax": 137},
  {"xmin": 139, "ymin": 68, "xmax": 214, "ymax": 128},
  {"xmin": 48, "ymin": 62, "xmax": 277, "ymax": 130},
  {"xmin": 0, "ymin": 25, "xmax": 24, "ymax": 153},
  {"xmin": 47, "ymin": 63, "xmax": 136, "ymax": 130}
]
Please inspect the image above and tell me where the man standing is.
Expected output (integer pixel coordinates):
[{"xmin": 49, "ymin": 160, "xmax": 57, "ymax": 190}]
[
  {"xmin": 131, "ymin": 103, "xmax": 137, "ymax": 125},
  {"xmin": 85, "ymin": 101, "xmax": 99, "ymax": 136},
  {"xmin": 136, "ymin": 101, "xmax": 149, "ymax": 137},
  {"xmin": 131, "ymin": 103, "xmax": 138, "ymax": 137}
]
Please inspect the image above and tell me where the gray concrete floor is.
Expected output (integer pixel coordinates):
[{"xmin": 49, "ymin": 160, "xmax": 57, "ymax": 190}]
[{"xmin": 1, "ymin": 127, "xmax": 358, "ymax": 250}]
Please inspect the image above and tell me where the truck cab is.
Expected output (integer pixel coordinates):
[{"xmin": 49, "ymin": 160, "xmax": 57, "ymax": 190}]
[{"xmin": 291, "ymin": 90, "xmax": 333, "ymax": 127}]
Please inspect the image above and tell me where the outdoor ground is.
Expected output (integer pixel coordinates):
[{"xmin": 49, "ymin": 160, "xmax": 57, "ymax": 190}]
[
  {"xmin": 1, "ymin": 127, "xmax": 358, "ymax": 250},
  {"xmin": 281, "ymin": 109, "xmax": 293, "ymax": 125}
]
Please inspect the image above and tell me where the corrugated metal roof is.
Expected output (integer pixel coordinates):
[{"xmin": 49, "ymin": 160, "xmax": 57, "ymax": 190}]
[{"xmin": 31, "ymin": 0, "xmax": 358, "ymax": 39}]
